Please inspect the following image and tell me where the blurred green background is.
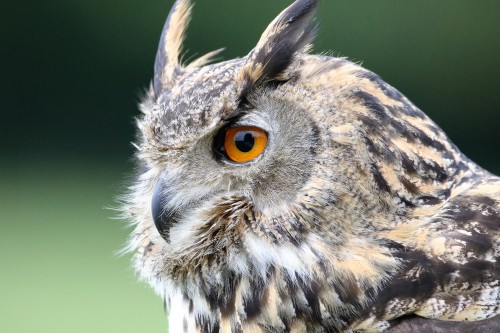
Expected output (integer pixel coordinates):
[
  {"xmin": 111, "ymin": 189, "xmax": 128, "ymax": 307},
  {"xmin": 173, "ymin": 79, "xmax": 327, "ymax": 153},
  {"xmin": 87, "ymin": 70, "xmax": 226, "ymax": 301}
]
[{"xmin": 1, "ymin": 0, "xmax": 499, "ymax": 332}]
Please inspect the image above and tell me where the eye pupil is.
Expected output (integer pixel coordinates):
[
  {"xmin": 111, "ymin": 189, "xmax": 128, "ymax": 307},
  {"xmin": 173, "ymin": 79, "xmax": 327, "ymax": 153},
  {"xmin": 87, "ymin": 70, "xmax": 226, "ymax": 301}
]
[
  {"xmin": 222, "ymin": 126, "xmax": 268, "ymax": 163},
  {"xmin": 235, "ymin": 132, "xmax": 255, "ymax": 153}
]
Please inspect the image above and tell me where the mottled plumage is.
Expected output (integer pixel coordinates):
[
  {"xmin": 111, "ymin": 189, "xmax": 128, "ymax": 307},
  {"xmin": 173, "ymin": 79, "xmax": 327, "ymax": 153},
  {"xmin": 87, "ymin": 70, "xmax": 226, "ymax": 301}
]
[{"xmin": 123, "ymin": 0, "xmax": 500, "ymax": 332}]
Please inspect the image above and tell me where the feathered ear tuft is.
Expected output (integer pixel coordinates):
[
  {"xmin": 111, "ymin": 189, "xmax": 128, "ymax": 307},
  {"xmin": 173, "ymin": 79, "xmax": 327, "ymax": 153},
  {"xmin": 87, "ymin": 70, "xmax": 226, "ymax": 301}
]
[
  {"xmin": 185, "ymin": 48, "xmax": 225, "ymax": 71},
  {"xmin": 238, "ymin": 0, "xmax": 319, "ymax": 88},
  {"xmin": 153, "ymin": 0, "xmax": 193, "ymax": 98}
]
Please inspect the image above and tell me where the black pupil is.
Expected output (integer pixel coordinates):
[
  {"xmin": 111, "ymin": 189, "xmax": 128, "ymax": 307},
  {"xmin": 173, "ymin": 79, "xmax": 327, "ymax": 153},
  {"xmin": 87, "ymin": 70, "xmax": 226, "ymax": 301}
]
[{"xmin": 234, "ymin": 131, "xmax": 255, "ymax": 153}]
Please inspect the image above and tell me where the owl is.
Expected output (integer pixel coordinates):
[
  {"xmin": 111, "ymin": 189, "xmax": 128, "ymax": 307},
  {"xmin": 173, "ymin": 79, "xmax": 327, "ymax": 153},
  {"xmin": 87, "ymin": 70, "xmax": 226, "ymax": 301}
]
[{"xmin": 123, "ymin": 0, "xmax": 500, "ymax": 332}]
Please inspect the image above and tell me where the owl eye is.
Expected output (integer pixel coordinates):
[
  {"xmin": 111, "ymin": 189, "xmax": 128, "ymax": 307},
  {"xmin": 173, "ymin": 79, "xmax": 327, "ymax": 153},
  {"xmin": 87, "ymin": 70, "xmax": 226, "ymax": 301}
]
[{"xmin": 223, "ymin": 126, "xmax": 268, "ymax": 163}]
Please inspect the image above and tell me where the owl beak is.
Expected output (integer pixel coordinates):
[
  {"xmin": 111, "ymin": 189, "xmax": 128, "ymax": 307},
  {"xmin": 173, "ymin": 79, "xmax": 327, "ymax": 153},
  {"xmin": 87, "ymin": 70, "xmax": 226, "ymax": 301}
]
[{"xmin": 151, "ymin": 178, "xmax": 176, "ymax": 242}]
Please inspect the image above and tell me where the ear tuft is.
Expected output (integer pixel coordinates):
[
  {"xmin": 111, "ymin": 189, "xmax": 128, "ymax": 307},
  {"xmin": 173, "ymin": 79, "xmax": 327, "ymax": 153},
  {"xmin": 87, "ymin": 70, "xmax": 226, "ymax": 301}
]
[
  {"xmin": 185, "ymin": 48, "xmax": 225, "ymax": 70},
  {"xmin": 153, "ymin": 0, "xmax": 193, "ymax": 98},
  {"xmin": 238, "ymin": 0, "xmax": 319, "ymax": 87}
]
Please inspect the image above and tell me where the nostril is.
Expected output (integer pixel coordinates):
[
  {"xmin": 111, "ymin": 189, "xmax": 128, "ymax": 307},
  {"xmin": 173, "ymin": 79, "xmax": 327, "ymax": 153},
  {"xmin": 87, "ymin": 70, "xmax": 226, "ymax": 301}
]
[{"xmin": 151, "ymin": 179, "xmax": 173, "ymax": 242}]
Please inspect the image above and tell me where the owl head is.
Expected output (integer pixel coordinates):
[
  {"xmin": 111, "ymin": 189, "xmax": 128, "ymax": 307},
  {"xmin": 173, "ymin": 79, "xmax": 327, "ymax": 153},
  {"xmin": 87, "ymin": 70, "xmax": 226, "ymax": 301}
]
[{"xmin": 126, "ymin": 0, "xmax": 475, "ymax": 331}]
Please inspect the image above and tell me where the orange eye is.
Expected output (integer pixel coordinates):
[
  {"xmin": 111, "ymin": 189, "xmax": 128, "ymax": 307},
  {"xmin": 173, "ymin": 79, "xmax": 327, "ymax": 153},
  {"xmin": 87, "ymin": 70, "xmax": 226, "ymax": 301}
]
[{"xmin": 224, "ymin": 126, "xmax": 268, "ymax": 163}]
